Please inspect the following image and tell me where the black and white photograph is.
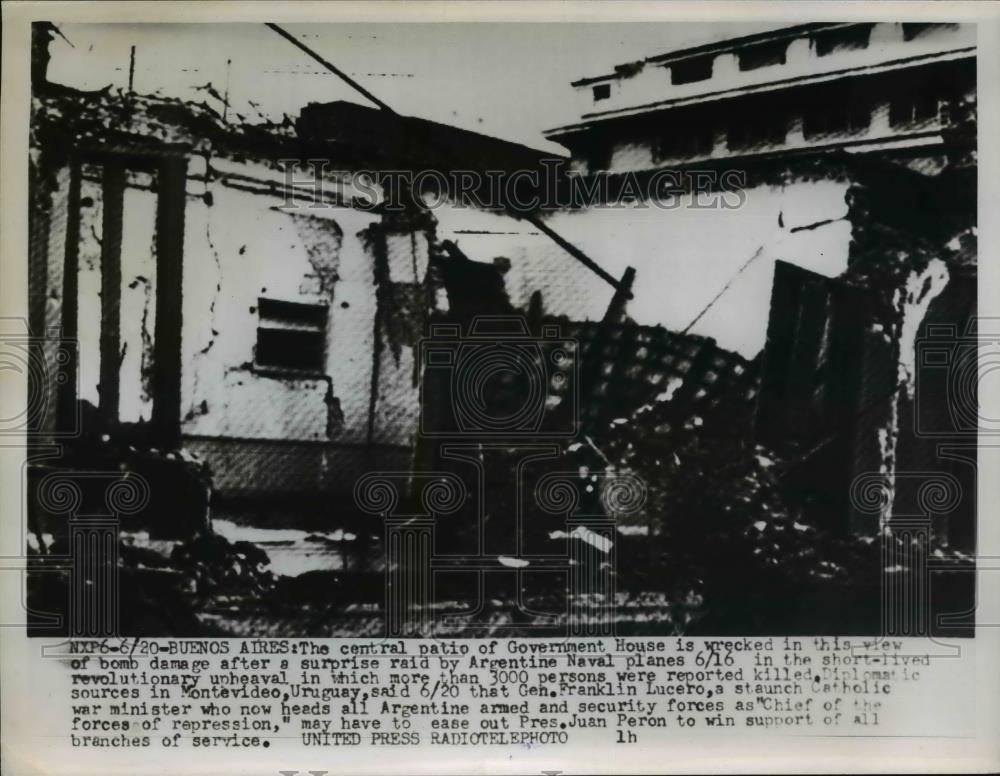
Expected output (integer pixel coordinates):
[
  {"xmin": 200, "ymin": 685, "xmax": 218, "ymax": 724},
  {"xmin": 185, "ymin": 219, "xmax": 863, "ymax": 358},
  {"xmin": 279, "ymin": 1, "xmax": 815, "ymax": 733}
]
[{"xmin": 16, "ymin": 16, "xmax": 981, "ymax": 640}]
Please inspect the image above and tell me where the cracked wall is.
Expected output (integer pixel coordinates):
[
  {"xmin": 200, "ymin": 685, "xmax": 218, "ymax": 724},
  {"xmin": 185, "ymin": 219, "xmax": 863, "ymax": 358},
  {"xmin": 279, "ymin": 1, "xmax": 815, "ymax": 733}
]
[{"xmin": 181, "ymin": 179, "xmax": 352, "ymax": 443}]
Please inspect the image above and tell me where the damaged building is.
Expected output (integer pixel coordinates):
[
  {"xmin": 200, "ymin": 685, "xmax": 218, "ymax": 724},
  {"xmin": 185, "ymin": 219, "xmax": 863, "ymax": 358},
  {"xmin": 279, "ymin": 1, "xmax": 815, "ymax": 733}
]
[
  {"xmin": 24, "ymin": 21, "xmax": 977, "ymax": 636},
  {"xmin": 541, "ymin": 21, "xmax": 977, "ymax": 538}
]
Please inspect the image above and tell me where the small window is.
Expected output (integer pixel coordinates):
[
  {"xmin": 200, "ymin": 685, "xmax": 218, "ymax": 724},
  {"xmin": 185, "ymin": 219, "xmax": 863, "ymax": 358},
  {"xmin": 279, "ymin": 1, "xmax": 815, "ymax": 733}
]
[
  {"xmin": 737, "ymin": 40, "xmax": 788, "ymax": 71},
  {"xmin": 255, "ymin": 297, "xmax": 328, "ymax": 373},
  {"xmin": 670, "ymin": 55, "xmax": 713, "ymax": 85},
  {"xmin": 658, "ymin": 122, "xmax": 715, "ymax": 160},
  {"xmin": 812, "ymin": 25, "xmax": 873, "ymax": 57},
  {"xmin": 592, "ymin": 83, "xmax": 611, "ymax": 102}
]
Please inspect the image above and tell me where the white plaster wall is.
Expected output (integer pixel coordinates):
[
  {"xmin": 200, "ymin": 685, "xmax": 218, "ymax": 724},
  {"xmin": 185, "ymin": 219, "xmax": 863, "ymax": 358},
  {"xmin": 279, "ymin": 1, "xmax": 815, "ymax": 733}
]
[{"xmin": 433, "ymin": 178, "xmax": 852, "ymax": 358}]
